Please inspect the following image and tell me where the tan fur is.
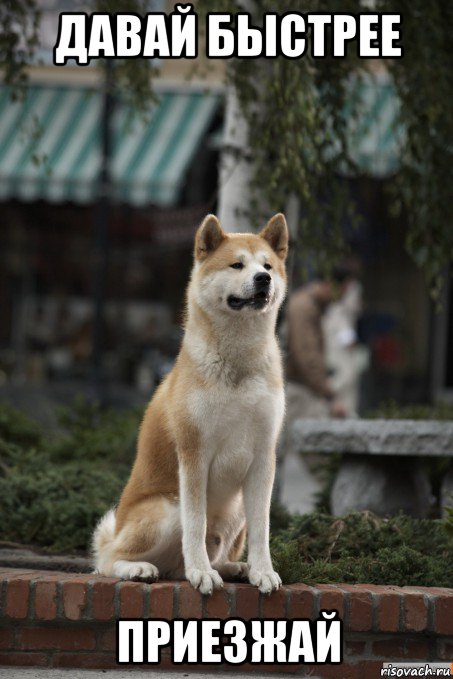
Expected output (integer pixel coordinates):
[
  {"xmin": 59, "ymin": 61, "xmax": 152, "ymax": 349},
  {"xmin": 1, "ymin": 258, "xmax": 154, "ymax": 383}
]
[
  {"xmin": 228, "ymin": 525, "xmax": 247, "ymax": 562},
  {"xmin": 93, "ymin": 213, "xmax": 289, "ymax": 594}
]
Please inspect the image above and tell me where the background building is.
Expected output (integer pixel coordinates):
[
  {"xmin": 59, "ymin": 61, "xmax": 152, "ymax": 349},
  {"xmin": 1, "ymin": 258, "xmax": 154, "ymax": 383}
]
[{"xmin": 0, "ymin": 1, "xmax": 450, "ymax": 412}]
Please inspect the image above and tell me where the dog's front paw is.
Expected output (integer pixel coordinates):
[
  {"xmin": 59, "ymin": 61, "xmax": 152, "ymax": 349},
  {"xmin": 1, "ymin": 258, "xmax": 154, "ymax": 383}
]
[
  {"xmin": 113, "ymin": 560, "xmax": 159, "ymax": 582},
  {"xmin": 186, "ymin": 568, "xmax": 223, "ymax": 595},
  {"xmin": 248, "ymin": 567, "xmax": 282, "ymax": 594},
  {"xmin": 218, "ymin": 561, "xmax": 249, "ymax": 580}
]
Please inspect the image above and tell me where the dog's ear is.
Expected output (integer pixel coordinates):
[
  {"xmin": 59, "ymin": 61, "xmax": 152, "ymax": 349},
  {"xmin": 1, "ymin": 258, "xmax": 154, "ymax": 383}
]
[
  {"xmin": 195, "ymin": 214, "xmax": 226, "ymax": 261},
  {"xmin": 259, "ymin": 213, "xmax": 289, "ymax": 260}
]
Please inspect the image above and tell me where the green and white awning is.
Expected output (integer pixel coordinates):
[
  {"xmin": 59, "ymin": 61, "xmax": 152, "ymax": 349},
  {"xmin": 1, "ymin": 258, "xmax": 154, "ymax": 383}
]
[
  {"xmin": 0, "ymin": 74, "xmax": 402, "ymax": 206},
  {"xmin": 344, "ymin": 71, "xmax": 404, "ymax": 177},
  {"xmin": 0, "ymin": 85, "xmax": 220, "ymax": 206}
]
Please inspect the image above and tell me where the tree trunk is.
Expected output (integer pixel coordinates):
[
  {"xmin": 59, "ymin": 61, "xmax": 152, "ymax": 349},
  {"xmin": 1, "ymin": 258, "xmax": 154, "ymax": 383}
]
[{"xmin": 217, "ymin": 84, "xmax": 255, "ymax": 233}]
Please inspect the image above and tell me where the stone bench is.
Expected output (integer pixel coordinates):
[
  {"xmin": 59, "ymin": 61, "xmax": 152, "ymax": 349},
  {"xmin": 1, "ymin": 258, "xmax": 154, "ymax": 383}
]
[{"xmin": 291, "ymin": 419, "xmax": 453, "ymax": 517}]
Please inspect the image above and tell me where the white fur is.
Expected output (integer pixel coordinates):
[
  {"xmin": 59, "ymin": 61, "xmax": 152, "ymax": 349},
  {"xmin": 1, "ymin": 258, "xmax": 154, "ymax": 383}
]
[
  {"xmin": 177, "ymin": 247, "xmax": 286, "ymax": 593},
  {"xmin": 92, "ymin": 508, "xmax": 116, "ymax": 574},
  {"xmin": 93, "ymin": 500, "xmax": 185, "ymax": 580},
  {"xmin": 113, "ymin": 560, "xmax": 159, "ymax": 581}
]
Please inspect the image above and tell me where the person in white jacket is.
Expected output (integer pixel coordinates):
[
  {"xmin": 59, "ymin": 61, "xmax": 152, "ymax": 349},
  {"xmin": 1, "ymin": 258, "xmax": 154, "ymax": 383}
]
[{"xmin": 323, "ymin": 279, "xmax": 369, "ymax": 417}]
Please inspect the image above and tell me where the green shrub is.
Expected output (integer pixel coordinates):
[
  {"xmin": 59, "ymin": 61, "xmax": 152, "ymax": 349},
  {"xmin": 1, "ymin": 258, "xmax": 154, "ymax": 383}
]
[
  {"xmin": 0, "ymin": 441, "xmax": 125, "ymax": 552},
  {"xmin": 367, "ymin": 400, "xmax": 453, "ymax": 421},
  {"xmin": 269, "ymin": 499, "xmax": 292, "ymax": 532},
  {"xmin": 49, "ymin": 396, "xmax": 140, "ymax": 465},
  {"xmin": 0, "ymin": 402, "xmax": 43, "ymax": 448},
  {"xmin": 270, "ymin": 511, "xmax": 453, "ymax": 587},
  {"xmin": 0, "ymin": 399, "xmax": 139, "ymax": 552}
]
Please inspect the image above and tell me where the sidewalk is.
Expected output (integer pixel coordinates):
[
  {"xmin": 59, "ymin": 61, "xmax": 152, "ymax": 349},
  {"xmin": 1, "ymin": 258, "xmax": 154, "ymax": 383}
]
[{"xmin": 0, "ymin": 670, "xmax": 298, "ymax": 679}]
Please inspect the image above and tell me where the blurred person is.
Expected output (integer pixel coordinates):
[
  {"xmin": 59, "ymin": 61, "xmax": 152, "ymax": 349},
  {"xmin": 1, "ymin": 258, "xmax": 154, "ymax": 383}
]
[
  {"xmin": 323, "ymin": 279, "xmax": 369, "ymax": 416},
  {"xmin": 285, "ymin": 269, "xmax": 353, "ymax": 423},
  {"xmin": 274, "ymin": 268, "xmax": 353, "ymax": 509}
]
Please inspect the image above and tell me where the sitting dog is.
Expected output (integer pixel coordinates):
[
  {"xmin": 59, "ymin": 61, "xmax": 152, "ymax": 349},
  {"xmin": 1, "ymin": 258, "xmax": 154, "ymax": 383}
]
[{"xmin": 93, "ymin": 213, "xmax": 288, "ymax": 594}]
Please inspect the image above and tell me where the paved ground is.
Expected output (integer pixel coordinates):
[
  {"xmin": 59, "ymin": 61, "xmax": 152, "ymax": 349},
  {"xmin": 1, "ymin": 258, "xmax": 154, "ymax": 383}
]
[{"xmin": 0, "ymin": 669, "xmax": 309, "ymax": 678}]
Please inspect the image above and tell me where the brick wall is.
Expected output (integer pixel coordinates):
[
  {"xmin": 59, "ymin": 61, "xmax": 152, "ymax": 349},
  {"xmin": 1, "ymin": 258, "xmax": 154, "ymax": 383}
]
[{"xmin": 0, "ymin": 568, "xmax": 452, "ymax": 677}]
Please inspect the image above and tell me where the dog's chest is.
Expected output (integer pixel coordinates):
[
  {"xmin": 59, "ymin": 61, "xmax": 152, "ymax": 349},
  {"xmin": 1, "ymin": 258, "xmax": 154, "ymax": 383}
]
[
  {"xmin": 188, "ymin": 376, "xmax": 283, "ymax": 499},
  {"xmin": 189, "ymin": 374, "xmax": 278, "ymax": 440}
]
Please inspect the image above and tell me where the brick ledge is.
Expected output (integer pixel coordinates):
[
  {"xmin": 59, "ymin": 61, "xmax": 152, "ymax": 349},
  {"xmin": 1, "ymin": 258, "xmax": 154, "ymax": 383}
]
[{"xmin": 0, "ymin": 568, "xmax": 452, "ymax": 676}]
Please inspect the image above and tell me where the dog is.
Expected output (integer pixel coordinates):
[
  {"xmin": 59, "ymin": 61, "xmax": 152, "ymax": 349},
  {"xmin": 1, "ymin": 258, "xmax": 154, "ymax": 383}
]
[{"xmin": 93, "ymin": 212, "xmax": 288, "ymax": 595}]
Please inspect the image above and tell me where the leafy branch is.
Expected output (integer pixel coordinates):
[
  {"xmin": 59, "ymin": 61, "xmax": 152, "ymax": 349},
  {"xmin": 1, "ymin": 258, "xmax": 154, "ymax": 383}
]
[{"xmin": 2, "ymin": 0, "xmax": 452, "ymax": 292}]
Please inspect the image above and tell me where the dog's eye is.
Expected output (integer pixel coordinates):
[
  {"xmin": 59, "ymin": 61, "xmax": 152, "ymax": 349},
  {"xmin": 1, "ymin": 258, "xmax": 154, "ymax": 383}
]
[
  {"xmin": 264, "ymin": 263, "xmax": 272, "ymax": 271},
  {"xmin": 230, "ymin": 262, "xmax": 244, "ymax": 270}
]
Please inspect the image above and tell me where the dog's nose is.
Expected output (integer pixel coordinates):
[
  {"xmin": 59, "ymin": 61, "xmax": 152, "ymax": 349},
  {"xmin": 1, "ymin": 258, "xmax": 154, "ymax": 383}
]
[{"xmin": 254, "ymin": 272, "xmax": 271, "ymax": 288}]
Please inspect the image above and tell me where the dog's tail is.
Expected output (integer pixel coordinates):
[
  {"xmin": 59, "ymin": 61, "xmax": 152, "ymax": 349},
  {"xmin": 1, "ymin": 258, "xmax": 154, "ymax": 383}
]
[{"xmin": 91, "ymin": 508, "xmax": 116, "ymax": 574}]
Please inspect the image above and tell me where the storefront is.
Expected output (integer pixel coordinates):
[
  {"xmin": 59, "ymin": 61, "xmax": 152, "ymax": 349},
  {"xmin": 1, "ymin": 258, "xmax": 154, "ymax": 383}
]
[{"xmin": 0, "ymin": 82, "xmax": 222, "ymax": 388}]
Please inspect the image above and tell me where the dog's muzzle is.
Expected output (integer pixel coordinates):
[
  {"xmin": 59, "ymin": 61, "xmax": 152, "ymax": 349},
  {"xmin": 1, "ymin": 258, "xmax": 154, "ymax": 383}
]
[
  {"xmin": 227, "ymin": 273, "xmax": 272, "ymax": 310},
  {"xmin": 254, "ymin": 272, "xmax": 271, "ymax": 289}
]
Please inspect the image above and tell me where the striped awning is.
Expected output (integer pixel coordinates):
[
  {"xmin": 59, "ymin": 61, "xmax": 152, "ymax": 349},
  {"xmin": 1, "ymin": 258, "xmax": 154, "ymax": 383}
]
[
  {"xmin": 0, "ymin": 85, "xmax": 220, "ymax": 206},
  {"xmin": 344, "ymin": 71, "xmax": 404, "ymax": 177}
]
